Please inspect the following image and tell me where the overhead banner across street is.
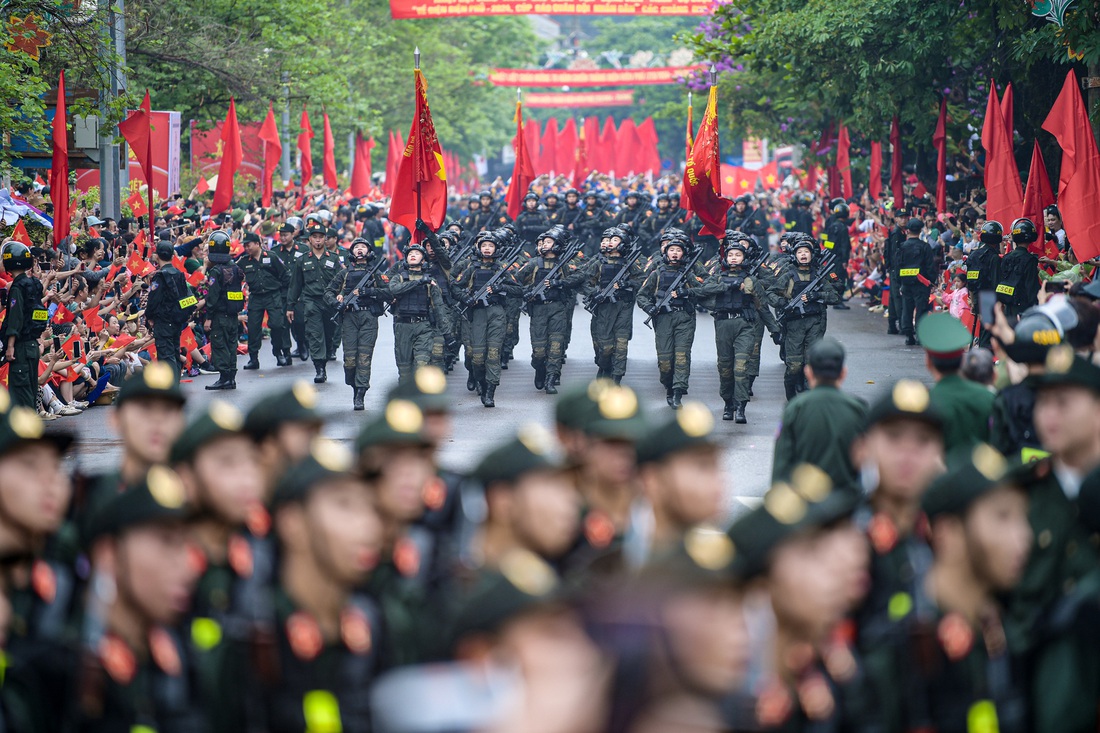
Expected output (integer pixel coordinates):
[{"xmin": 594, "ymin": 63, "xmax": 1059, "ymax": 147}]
[
  {"xmin": 489, "ymin": 65, "xmax": 701, "ymax": 87},
  {"xmin": 524, "ymin": 90, "xmax": 635, "ymax": 108},
  {"xmin": 390, "ymin": 0, "xmax": 711, "ymax": 18}
]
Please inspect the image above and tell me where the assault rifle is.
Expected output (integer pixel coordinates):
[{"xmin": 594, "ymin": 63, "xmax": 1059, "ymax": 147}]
[
  {"xmin": 522, "ymin": 240, "xmax": 583, "ymax": 313},
  {"xmin": 780, "ymin": 251, "xmax": 838, "ymax": 320},
  {"xmin": 331, "ymin": 256, "xmax": 388, "ymax": 323},
  {"xmin": 583, "ymin": 246, "xmax": 643, "ymax": 313},
  {"xmin": 455, "ymin": 245, "xmax": 524, "ymax": 320}
]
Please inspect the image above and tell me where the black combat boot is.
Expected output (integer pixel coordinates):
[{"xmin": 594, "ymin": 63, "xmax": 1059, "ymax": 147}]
[
  {"xmin": 481, "ymin": 383, "xmax": 496, "ymax": 408},
  {"xmin": 784, "ymin": 375, "xmax": 799, "ymax": 401},
  {"xmin": 224, "ymin": 370, "xmax": 237, "ymax": 390},
  {"xmin": 545, "ymin": 377, "xmax": 558, "ymax": 395},
  {"xmin": 666, "ymin": 387, "xmax": 675, "ymax": 407},
  {"xmin": 205, "ymin": 372, "xmax": 232, "ymax": 390},
  {"xmin": 747, "ymin": 376, "xmax": 755, "ymax": 397},
  {"xmin": 242, "ymin": 355, "xmax": 260, "ymax": 370},
  {"xmin": 534, "ymin": 361, "xmax": 547, "ymax": 390},
  {"xmin": 297, "ymin": 345, "xmax": 309, "ymax": 361},
  {"xmin": 353, "ymin": 388, "xmax": 366, "ymax": 411},
  {"xmin": 275, "ymin": 352, "xmax": 289, "ymax": 367},
  {"xmin": 314, "ymin": 362, "xmax": 327, "ymax": 384},
  {"xmin": 671, "ymin": 389, "xmax": 684, "ymax": 410},
  {"xmin": 722, "ymin": 400, "xmax": 734, "ymax": 421},
  {"xmin": 735, "ymin": 401, "xmax": 747, "ymax": 424},
  {"xmin": 345, "ymin": 368, "xmax": 356, "ymax": 387}
]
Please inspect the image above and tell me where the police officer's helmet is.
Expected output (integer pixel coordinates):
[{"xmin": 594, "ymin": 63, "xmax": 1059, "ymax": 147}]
[
  {"xmin": 438, "ymin": 231, "xmax": 459, "ymax": 248},
  {"xmin": 830, "ymin": 197, "xmax": 845, "ymax": 209},
  {"xmin": 979, "ymin": 221, "xmax": 1004, "ymax": 246},
  {"xmin": 475, "ymin": 231, "xmax": 499, "ymax": 258},
  {"xmin": 1010, "ymin": 218, "xmax": 1038, "ymax": 244},
  {"xmin": 286, "ymin": 216, "xmax": 304, "ymax": 232},
  {"xmin": 564, "ymin": 188, "xmax": 580, "ymax": 198},
  {"xmin": 663, "ymin": 237, "xmax": 693, "ymax": 262},
  {"xmin": 792, "ymin": 238, "xmax": 817, "ymax": 260},
  {"xmin": 601, "ymin": 227, "xmax": 627, "ymax": 248},
  {"xmin": 735, "ymin": 194, "xmax": 752, "ymax": 206},
  {"xmin": 208, "ymin": 230, "xmax": 232, "ymax": 263},
  {"xmin": 350, "ymin": 238, "xmax": 373, "ymax": 260},
  {"xmin": 725, "ymin": 238, "xmax": 751, "ymax": 257},
  {"xmin": 832, "ymin": 202, "xmax": 850, "ymax": 218},
  {"xmin": 1004, "ymin": 300, "xmax": 1078, "ymax": 365},
  {"xmin": 478, "ymin": 190, "xmax": 493, "ymax": 200},
  {"xmin": 405, "ymin": 242, "xmax": 428, "ymax": 259},
  {"xmin": 467, "ymin": 194, "xmax": 480, "ymax": 205},
  {"xmin": 1, "ymin": 241, "xmax": 33, "ymax": 271},
  {"xmin": 523, "ymin": 192, "xmax": 539, "ymax": 205},
  {"xmin": 544, "ymin": 192, "xmax": 560, "ymax": 201},
  {"xmin": 656, "ymin": 193, "xmax": 670, "ymax": 204}
]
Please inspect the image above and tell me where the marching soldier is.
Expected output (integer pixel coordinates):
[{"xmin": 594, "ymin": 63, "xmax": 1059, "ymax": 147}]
[
  {"xmin": 275, "ymin": 221, "xmax": 310, "ymax": 361},
  {"xmin": 454, "ymin": 232, "xmax": 521, "ymax": 407},
  {"xmin": 582, "ymin": 226, "xmax": 645, "ymax": 384},
  {"xmin": 699, "ymin": 234, "xmax": 761, "ymax": 422},
  {"xmin": 551, "ymin": 188, "xmax": 586, "ymax": 233},
  {"xmin": 459, "ymin": 194, "xmax": 483, "ymax": 232},
  {"xmin": 204, "ymin": 230, "xmax": 246, "ymax": 391},
  {"xmin": 324, "ymin": 238, "xmax": 389, "ymax": 411},
  {"xmin": 386, "ymin": 242, "xmax": 450, "ymax": 386},
  {"xmin": 287, "ymin": 222, "xmax": 345, "ymax": 384},
  {"xmin": 513, "ymin": 192, "xmax": 549, "ymax": 255},
  {"xmin": 612, "ymin": 190, "xmax": 651, "ymax": 237},
  {"xmin": 637, "ymin": 235, "xmax": 703, "ymax": 409},
  {"xmin": 0, "ymin": 241, "xmax": 50, "ymax": 406},
  {"xmin": 774, "ymin": 237, "xmax": 842, "ymax": 400},
  {"xmin": 822, "ymin": 201, "xmax": 853, "ymax": 310},
  {"xmin": 641, "ymin": 193, "xmax": 685, "ymax": 255},
  {"xmin": 726, "ymin": 193, "xmax": 769, "ymax": 250},
  {"xmin": 241, "ymin": 231, "xmax": 292, "ymax": 369},
  {"xmin": 542, "ymin": 190, "xmax": 561, "ymax": 220},
  {"xmin": 579, "ymin": 191, "xmax": 614, "ymax": 256},
  {"xmin": 515, "ymin": 226, "xmax": 585, "ymax": 395}
]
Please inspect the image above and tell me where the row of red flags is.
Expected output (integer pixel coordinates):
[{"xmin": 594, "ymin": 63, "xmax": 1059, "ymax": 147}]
[{"xmin": 519, "ymin": 116, "xmax": 662, "ymax": 180}]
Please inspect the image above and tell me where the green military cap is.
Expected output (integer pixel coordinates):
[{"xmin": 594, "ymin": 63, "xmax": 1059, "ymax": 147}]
[
  {"xmin": 169, "ymin": 400, "xmax": 246, "ymax": 465},
  {"xmin": 83, "ymin": 465, "xmax": 191, "ymax": 546},
  {"xmin": 326, "ymin": 227, "xmax": 338, "ymax": 238},
  {"xmin": 279, "ymin": 222, "xmax": 296, "ymax": 234},
  {"xmin": 385, "ymin": 366, "xmax": 450, "ymax": 413},
  {"xmin": 917, "ymin": 312, "xmax": 971, "ymax": 359},
  {"xmin": 863, "ymin": 379, "xmax": 943, "ymax": 433},
  {"xmin": 260, "ymin": 220, "xmax": 277, "ymax": 237},
  {"xmin": 807, "ymin": 336, "xmax": 845, "ymax": 377},
  {"xmin": 473, "ymin": 424, "xmax": 561, "ymax": 485},
  {"xmin": 727, "ymin": 464, "xmax": 859, "ymax": 578},
  {"xmin": 306, "ymin": 223, "xmax": 326, "ymax": 237},
  {"xmin": 244, "ymin": 381, "xmax": 323, "ymax": 440},
  {"xmin": 272, "ymin": 438, "xmax": 356, "ymax": 508},
  {"xmin": 0, "ymin": 402, "xmax": 73, "ymax": 457},
  {"xmin": 230, "ymin": 209, "xmax": 246, "ymax": 223},
  {"xmin": 182, "ymin": 208, "xmax": 197, "ymax": 219},
  {"xmin": 449, "ymin": 549, "xmax": 562, "ymax": 647},
  {"xmin": 116, "ymin": 362, "xmax": 186, "ymax": 408},
  {"xmin": 641, "ymin": 526, "xmax": 748, "ymax": 590},
  {"xmin": 266, "ymin": 207, "xmax": 281, "ymax": 218},
  {"xmin": 355, "ymin": 399, "xmax": 432, "ymax": 453},
  {"xmin": 635, "ymin": 401, "xmax": 716, "ymax": 464},
  {"xmin": 923, "ymin": 443, "xmax": 1021, "ymax": 519},
  {"xmin": 554, "ymin": 379, "xmax": 647, "ymax": 440},
  {"xmin": 1038, "ymin": 344, "xmax": 1100, "ymax": 393}
]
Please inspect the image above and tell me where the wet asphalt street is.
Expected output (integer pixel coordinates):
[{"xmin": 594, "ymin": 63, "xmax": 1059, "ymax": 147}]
[{"xmin": 65, "ymin": 297, "xmax": 928, "ymax": 522}]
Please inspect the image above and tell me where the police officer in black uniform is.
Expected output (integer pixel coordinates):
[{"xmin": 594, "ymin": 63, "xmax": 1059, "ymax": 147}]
[
  {"xmin": 145, "ymin": 240, "xmax": 195, "ymax": 384},
  {"xmin": 204, "ymin": 230, "xmax": 246, "ymax": 391},
  {"xmin": 822, "ymin": 201, "xmax": 853, "ymax": 310},
  {"xmin": 241, "ymin": 231, "xmax": 292, "ymax": 369},
  {"xmin": 897, "ymin": 218, "xmax": 936, "ymax": 346},
  {"xmin": 513, "ymin": 192, "xmax": 549, "ymax": 256},
  {"xmin": 997, "ymin": 219, "xmax": 1042, "ymax": 318},
  {"xmin": 0, "ymin": 241, "xmax": 48, "ymax": 407},
  {"xmin": 967, "ymin": 220, "xmax": 1005, "ymax": 346}
]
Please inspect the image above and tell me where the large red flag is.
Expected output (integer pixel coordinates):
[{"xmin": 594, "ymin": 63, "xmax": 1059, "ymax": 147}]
[
  {"xmin": 933, "ymin": 98, "xmax": 948, "ymax": 213},
  {"xmin": 1042, "ymin": 69, "xmax": 1100, "ymax": 261},
  {"xmin": 524, "ymin": 118, "xmax": 542, "ymax": 175},
  {"xmin": 211, "ymin": 98, "xmax": 242, "ymax": 215},
  {"xmin": 617, "ymin": 118, "xmax": 643, "ymax": 176},
  {"xmin": 556, "ymin": 118, "xmax": 577, "ymax": 179},
  {"xmin": 1022, "ymin": 141, "xmax": 1057, "ymax": 258},
  {"xmin": 258, "ymin": 102, "xmax": 282, "ymax": 208},
  {"xmin": 506, "ymin": 100, "xmax": 537, "ymax": 220},
  {"xmin": 1002, "ymin": 83, "xmax": 1014, "ymax": 142},
  {"xmin": 684, "ymin": 85, "xmax": 731, "ymax": 237},
  {"xmin": 322, "ymin": 110, "xmax": 338, "ymax": 190},
  {"xmin": 541, "ymin": 118, "xmax": 558, "ymax": 176},
  {"xmin": 981, "ymin": 83, "xmax": 1023, "ymax": 229},
  {"xmin": 51, "ymin": 70, "xmax": 70, "ymax": 246},
  {"xmin": 836, "ymin": 124, "xmax": 852, "ymax": 199},
  {"xmin": 118, "ymin": 90, "xmax": 154, "ymax": 243},
  {"xmin": 390, "ymin": 66, "xmax": 448, "ymax": 241},
  {"xmin": 869, "ymin": 141, "xmax": 883, "ymax": 200},
  {"xmin": 599, "ymin": 117, "xmax": 618, "ymax": 175},
  {"xmin": 383, "ymin": 131, "xmax": 399, "ymax": 196},
  {"xmin": 890, "ymin": 116, "xmax": 904, "ymax": 205},
  {"xmin": 298, "ymin": 107, "xmax": 315, "ymax": 189},
  {"xmin": 350, "ymin": 132, "xmax": 375, "ymax": 198},
  {"xmin": 681, "ymin": 94, "xmax": 695, "ymax": 215},
  {"xmin": 637, "ymin": 116, "xmax": 661, "ymax": 177},
  {"xmin": 573, "ymin": 121, "xmax": 590, "ymax": 189}
]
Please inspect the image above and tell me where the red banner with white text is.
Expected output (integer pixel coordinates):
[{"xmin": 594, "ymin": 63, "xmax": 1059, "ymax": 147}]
[
  {"xmin": 490, "ymin": 65, "xmax": 702, "ymax": 88},
  {"xmin": 390, "ymin": 0, "xmax": 711, "ymax": 18},
  {"xmin": 525, "ymin": 90, "xmax": 635, "ymax": 108}
]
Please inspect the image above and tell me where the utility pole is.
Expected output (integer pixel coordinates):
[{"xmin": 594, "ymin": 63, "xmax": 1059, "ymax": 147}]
[
  {"xmin": 281, "ymin": 72, "xmax": 292, "ymax": 182},
  {"xmin": 98, "ymin": 0, "xmax": 126, "ymax": 219}
]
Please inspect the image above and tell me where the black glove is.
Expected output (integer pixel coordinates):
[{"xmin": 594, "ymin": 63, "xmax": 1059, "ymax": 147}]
[
  {"xmin": 642, "ymin": 305, "xmax": 655, "ymax": 316},
  {"xmin": 771, "ymin": 331, "xmax": 783, "ymax": 345},
  {"xmin": 415, "ymin": 219, "xmax": 430, "ymax": 234}
]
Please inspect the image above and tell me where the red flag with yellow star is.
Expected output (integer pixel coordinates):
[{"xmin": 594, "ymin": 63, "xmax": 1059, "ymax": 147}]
[
  {"xmin": 684, "ymin": 85, "xmax": 731, "ymax": 237},
  {"xmin": 505, "ymin": 99, "xmax": 535, "ymax": 220},
  {"xmin": 390, "ymin": 67, "xmax": 447, "ymax": 241}
]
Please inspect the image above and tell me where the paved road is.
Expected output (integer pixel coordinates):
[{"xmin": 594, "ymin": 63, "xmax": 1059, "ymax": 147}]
[{"xmin": 65, "ymin": 300, "xmax": 928, "ymax": 522}]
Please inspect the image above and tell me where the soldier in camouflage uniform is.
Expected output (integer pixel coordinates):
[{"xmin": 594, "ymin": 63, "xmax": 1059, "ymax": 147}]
[
  {"xmin": 240, "ymin": 231, "xmax": 291, "ymax": 369},
  {"xmin": 580, "ymin": 226, "xmax": 645, "ymax": 384},
  {"xmin": 386, "ymin": 242, "xmax": 450, "ymax": 386},
  {"xmin": 287, "ymin": 223, "xmax": 345, "ymax": 384}
]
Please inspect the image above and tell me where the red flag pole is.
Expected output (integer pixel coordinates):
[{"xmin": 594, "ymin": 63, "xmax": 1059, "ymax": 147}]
[{"xmin": 414, "ymin": 47, "xmax": 422, "ymax": 239}]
